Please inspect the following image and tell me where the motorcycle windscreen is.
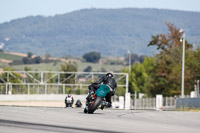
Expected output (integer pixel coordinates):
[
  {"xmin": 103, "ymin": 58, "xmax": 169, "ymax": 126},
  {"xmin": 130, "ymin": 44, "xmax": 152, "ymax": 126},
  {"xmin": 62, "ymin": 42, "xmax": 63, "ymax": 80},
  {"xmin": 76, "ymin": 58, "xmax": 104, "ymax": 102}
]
[{"xmin": 96, "ymin": 84, "xmax": 110, "ymax": 98}]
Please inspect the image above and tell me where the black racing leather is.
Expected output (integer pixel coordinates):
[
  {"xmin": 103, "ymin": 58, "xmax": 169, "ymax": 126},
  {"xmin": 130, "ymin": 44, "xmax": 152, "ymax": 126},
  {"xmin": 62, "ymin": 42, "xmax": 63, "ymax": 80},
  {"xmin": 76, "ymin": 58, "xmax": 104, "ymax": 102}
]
[{"xmin": 95, "ymin": 75, "xmax": 117, "ymax": 93}]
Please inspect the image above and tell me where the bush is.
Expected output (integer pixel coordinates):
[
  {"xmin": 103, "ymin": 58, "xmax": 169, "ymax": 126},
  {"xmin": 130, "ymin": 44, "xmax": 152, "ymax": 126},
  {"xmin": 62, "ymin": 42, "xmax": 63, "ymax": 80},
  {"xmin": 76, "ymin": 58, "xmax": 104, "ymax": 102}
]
[
  {"xmin": 84, "ymin": 66, "xmax": 92, "ymax": 72},
  {"xmin": 83, "ymin": 51, "xmax": 101, "ymax": 63}
]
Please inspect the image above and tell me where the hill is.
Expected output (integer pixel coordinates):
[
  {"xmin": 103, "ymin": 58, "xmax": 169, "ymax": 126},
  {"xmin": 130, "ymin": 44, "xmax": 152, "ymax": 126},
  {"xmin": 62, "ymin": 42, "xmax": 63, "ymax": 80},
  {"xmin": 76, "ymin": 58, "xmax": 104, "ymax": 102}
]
[{"xmin": 0, "ymin": 8, "xmax": 200, "ymax": 57}]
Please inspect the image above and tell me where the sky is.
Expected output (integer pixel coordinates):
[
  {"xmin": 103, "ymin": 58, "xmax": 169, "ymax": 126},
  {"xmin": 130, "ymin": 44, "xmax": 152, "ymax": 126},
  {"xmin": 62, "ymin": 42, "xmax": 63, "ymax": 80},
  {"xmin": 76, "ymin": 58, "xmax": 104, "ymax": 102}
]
[{"xmin": 0, "ymin": 0, "xmax": 200, "ymax": 23}]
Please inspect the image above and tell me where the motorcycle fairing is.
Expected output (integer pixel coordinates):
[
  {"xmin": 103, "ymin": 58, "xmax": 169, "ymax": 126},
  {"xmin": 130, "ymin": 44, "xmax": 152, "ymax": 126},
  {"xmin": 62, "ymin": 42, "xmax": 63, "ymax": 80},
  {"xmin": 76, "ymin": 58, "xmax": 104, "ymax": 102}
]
[{"xmin": 96, "ymin": 84, "xmax": 110, "ymax": 98}]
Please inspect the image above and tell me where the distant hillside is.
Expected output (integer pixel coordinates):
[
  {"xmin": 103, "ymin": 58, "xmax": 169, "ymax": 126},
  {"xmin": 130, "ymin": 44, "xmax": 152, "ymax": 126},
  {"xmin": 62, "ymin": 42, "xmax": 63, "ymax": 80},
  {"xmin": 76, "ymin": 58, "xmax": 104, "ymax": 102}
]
[
  {"xmin": 0, "ymin": 8, "xmax": 200, "ymax": 57},
  {"xmin": 0, "ymin": 52, "xmax": 23, "ymax": 61}
]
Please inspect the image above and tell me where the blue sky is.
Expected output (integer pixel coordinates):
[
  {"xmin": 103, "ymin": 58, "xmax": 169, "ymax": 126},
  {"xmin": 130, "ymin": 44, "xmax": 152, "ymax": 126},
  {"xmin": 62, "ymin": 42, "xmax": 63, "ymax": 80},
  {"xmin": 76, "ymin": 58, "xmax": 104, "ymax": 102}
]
[{"xmin": 0, "ymin": 0, "xmax": 200, "ymax": 23}]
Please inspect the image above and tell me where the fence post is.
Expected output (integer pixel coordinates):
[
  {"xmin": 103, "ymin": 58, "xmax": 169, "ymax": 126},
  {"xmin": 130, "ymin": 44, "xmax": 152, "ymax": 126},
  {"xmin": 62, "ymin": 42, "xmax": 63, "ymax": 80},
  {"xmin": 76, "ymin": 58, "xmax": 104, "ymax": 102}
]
[
  {"xmin": 28, "ymin": 83, "xmax": 30, "ymax": 94},
  {"xmin": 165, "ymin": 97, "xmax": 168, "ymax": 107},
  {"xmin": 9, "ymin": 83, "xmax": 12, "ymax": 95},
  {"xmin": 58, "ymin": 73, "xmax": 60, "ymax": 84},
  {"xmin": 150, "ymin": 98, "xmax": 153, "ymax": 109},
  {"xmin": 41, "ymin": 72, "xmax": 44, "ymax": 84},
  {"xmin": 125, "ymin": 74, "xmax": 130, "ymax": 109},
  {"xmin": 119, "ymin": 96, "xmax": 124, "ymax": 109},
  {"xmin": 134, "ymin": 91, "xmax": 137, "ymax": 110},
  {"xmin": 170, "ymin": 97, "xmax": 173, "ymax": 106},
  {"xmin": 6, "ymin": 83, "xmax": 8, "ymax": 95},
  {"xmin": 7, "ymin": 72, "xmax": 9, "ymax": 83},
  {"xmin": 125, "ymin": 93, "xmax": 131, "ymax": 110},
  {"xmin": 45, "ymin": 84, "xmax": 47, "ymax": 95},
  {"xmin": 63, "ymin": 84, "xmax": 65, "ymax": 94},
  {"xmin": 156, "ymin": 95, "xmax": 163, "ymax": 111}
]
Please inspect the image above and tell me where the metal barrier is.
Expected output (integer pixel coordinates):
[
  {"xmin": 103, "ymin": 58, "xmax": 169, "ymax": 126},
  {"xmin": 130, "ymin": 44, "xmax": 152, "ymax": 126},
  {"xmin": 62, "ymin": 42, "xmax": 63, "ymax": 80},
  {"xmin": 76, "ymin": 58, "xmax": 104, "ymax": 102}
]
[
  {"xmin": 134, "ymin": 96, "xmax": 177, "ymax": 110},
  {"xmin": 0, "ymin": 71, "xmax": 128, "ymax": 95},
  {"xmin": 0, "ymin": 83, "xmax": 89, "ymax": 95},
  {"xmin": 135, "ymin": 97, "xmax": 156, "ymax": 110}
]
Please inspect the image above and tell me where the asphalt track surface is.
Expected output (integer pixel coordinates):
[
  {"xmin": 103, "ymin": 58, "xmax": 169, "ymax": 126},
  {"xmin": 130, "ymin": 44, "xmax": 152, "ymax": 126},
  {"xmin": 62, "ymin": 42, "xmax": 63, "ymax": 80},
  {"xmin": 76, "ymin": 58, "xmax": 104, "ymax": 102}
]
[{"xmin": 0, "ymin": 106, "xmax": 200, "ymax": 133}]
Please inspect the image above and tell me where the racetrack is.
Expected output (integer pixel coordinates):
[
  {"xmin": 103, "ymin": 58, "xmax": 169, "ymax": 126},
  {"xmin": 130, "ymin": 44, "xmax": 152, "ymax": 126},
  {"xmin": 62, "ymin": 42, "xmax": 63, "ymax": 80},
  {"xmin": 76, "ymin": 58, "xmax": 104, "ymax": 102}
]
[{"xmin": 0, "ymin": 106, "xmax": 199, "ymax": 133}]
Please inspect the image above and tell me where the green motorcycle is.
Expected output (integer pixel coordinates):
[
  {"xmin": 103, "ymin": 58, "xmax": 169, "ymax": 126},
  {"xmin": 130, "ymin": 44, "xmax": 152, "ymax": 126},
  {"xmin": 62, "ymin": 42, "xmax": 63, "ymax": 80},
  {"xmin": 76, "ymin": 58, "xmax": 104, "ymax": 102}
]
[{"xmin": 84, "ymin": 84, "xmax": 111, "ymax": 114}]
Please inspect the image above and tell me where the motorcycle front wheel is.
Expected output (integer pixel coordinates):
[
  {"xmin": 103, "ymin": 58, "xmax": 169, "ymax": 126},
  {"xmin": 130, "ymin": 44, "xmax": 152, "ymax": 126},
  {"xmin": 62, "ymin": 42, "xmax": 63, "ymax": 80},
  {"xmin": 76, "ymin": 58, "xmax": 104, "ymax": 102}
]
[{"xmin": 88, "ymin": 96, "xmax": 102, "ymax": 114}]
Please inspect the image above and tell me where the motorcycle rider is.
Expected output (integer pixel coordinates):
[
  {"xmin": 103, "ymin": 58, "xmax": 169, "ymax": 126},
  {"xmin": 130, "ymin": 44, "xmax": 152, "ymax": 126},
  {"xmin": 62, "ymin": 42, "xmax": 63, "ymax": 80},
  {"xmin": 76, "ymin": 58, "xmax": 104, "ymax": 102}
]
[
  {"xmin": 75, "ymin": 99, "xmax": 82, "ymax": 108},
  {"xmin": 87, "ymin": 72, "xmax": 117, "ymax": 108},
  {"xmin": 65, "ymin": 94, "xmax": 74, "ymax": 107}
]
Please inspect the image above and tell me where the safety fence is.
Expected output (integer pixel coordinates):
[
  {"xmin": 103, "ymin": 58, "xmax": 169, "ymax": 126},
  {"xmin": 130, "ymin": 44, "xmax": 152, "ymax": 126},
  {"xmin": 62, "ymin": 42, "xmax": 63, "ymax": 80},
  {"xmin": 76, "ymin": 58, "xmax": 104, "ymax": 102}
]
[
  {"xmin": 134, "ymin": 96, "xmax": 178, "ymax": 110},
  {"xmin": 0, "ymin": 71, "xmax": 128, "ymax": 95},
  {"xmin": 134, "ymin": 97, "xmax": 156, "ymax": 110},
  {"xmin": 0, "ymin": 83, "xmax": 90, "ymax": 95}
]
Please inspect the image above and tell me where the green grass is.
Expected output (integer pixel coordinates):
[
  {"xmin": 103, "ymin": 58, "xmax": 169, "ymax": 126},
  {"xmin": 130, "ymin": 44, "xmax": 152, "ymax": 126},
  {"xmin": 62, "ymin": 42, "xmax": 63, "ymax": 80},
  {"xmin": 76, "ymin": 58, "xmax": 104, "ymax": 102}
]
[
  {"xmin": 11, "ymin": 61, "xmax": 125, "ymax": 72},
  {"xmin": 0, "ymin": 61, "xmax": 9, "ymax": 69},
  {"xmin": 0, "ymin": 52, "xmax": 23, "ymax": 61},
  {"xmin": 0, "ymin": 53, "xmax": 125, "ymax": 72},
  {"xmin": 77, "ymin": 61, "xmax": 125, "ymax": 72},
  {"xmin": 12, "ymin": 62, "xmax": 65, "ymax": 71}
]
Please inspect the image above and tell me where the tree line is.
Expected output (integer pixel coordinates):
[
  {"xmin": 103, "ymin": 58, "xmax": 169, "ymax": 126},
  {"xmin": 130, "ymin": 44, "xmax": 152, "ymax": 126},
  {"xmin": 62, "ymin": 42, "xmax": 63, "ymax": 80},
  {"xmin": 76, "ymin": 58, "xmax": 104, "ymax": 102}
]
[{"xmin": 125, "ymin": 23, "xmax": 200, "ymax": 97}]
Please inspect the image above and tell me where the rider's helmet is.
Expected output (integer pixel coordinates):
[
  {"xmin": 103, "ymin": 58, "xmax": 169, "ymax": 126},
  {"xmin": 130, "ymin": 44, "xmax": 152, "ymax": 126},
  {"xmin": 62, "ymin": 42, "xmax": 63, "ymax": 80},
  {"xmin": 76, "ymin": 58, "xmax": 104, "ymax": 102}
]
[
  {"xmin": 106, "ymin": 73, "xmax": 113, "ymax": 78},
  {"xmin": 68, "ymin": 94, "xmax": 71, "ymax": 97}
]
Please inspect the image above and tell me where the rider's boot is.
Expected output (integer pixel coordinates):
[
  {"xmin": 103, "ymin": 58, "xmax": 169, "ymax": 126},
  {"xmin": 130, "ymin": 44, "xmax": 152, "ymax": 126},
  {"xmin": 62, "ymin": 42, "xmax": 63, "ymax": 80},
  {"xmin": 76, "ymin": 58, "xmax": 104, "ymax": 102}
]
[{"xmin": 106, "ymin": 102, "xmax": 112, "ymax": 108}]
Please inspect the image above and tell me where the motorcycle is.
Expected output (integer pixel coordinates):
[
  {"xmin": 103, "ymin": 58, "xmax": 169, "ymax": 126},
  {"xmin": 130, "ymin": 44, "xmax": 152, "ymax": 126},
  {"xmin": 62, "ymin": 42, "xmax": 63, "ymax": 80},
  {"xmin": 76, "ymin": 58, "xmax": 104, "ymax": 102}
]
[
  {"xmin": 84, "ymin": 84, "xmax": 111, "ymax": 114},
  {"xmin": 65, "ymin": 96, "xmax": 74, "ymax": 107}
]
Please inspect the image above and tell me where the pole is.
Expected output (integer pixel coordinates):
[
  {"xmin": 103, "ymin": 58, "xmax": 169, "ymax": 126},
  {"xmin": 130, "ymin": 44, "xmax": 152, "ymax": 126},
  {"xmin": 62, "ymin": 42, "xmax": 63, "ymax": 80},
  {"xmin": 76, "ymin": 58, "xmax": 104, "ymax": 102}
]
[
  {"xmin": 127, "ymin": 50, "xmax": 131, "ymax": 72},
  {"xmin": 41, "ymin": 72, "xmax": 43, "ymax": 84},
  {"xmin": 125, "ymin": 73, "xmax": 130, "ymax": 109},
  {"xmin": 125, "ymin": 73, "xmax": 129, "ymax": 93},
  {"xmin": 134, "ymin": 91, "xmax": 137, "ymax": 110},
  {"xmin": 181, "ymin": 32, "xmax": 185, "ymax": 98}
]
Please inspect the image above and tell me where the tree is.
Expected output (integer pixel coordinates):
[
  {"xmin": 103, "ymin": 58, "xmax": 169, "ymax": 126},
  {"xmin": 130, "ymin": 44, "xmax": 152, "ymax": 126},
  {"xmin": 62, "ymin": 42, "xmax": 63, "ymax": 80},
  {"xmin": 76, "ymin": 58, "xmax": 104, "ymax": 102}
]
[
  {"xmin": 190, "ymin": 47, "xmax": 200, "ymax": 80},
  {"xmin": 33, "ymin": 56, "xmax": 41, "ymax": 64},
  {"xmin": 27, "ymin": 52, "xmax": 33, "ymax": 58},
  {"xmin": 44, "ymin": 53, "xmax": 51, "ymax": 63},
  {"xmin": 1, "ymin": 68, "xmax": 22, "ymax": 83},
  {"xmin": 148, "ymin": 22, "xmax": 192, "ymax": 50},
  {"xmin": 24, "ymin": 66, "xmax": 32, "ymax": 71},
  {"xmin": 22, "ymin": 57, "xmax": 30, "ymax": 64},
  {"xmin": 185, "ymin": 47, "xmax": 200, "ymax": 90},
  {"xmin": 125, "ymin": 53, "xmax": 138, "ymax": 65},
  {"xmin": 147, "ymin": 22, "xmax": 193, "ymax": 96},
  {"xmin": 22, "ymin": 52, "xmax": 43, "ymax": 64},
  {"xmin": 139, "ymin": 55, "xmax": 146, "ymax": 63},
  {"xmin": 125, "ymin": 53, "xmax": 146, "ymax": 65},
  {"xmin": 125, "ymin": 57, "xmax": 155, "ymax": 96},
  {"xmin": 129, "ymin": 62, "xmax": 148, "ymax": 94},
  {"xmin": 124, "ymin": 23, "xmax": 200, "ymax": 97},
  {"xmin": 84, "ymin": 66, "xmax": 92, "ymax": 72},
  {"xmin": 83, "ymin": 51, "xmax": 101, "ymax": 63},
  {"xmin": 60, "ymin": 62, "xmax": 78, "ymax": 84}
]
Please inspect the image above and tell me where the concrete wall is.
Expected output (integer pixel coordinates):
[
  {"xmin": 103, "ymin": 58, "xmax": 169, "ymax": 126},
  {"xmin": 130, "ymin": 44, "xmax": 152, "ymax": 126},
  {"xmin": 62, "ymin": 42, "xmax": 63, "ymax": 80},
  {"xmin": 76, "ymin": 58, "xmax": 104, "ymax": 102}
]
[
  {"xmin": 0, "ymin": 94, "xmax": 87, "ymax": 101},
  {"xmin": 176, "ymin": 98, "xmax": 200, "ymax": 108},
  {"xmin": 0, "ymin": 94, "xmax": 87, "ymax": 108}
]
